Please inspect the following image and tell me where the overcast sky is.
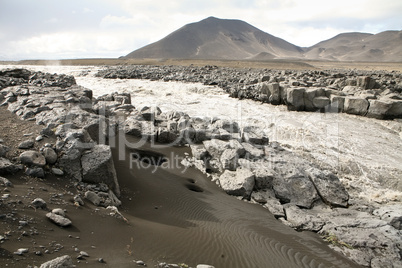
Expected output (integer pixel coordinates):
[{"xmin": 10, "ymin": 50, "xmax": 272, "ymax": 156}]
[{"xmin": 1, "ymin": 0, "xmax": 401, "ymax": 60}]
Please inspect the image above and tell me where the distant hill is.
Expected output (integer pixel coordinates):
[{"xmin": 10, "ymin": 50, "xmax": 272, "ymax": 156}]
[
  {"xmin": 124, "ymin": 17, "xmax": 303, "ymax": 60},
  {"xmin": 124, "ymin": 17, "xmax": 402, "ymax": 62},
  {"xmin": 304, "ymin": 31, "xmax": 402, "ymax": 61}
]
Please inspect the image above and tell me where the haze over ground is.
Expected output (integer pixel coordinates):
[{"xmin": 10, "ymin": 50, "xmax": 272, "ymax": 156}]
[{"xmin": 0, "ymin": 0, "xmax": 401, "ymax": 60}]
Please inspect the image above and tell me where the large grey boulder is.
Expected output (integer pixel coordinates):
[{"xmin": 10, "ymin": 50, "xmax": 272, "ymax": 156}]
[
  {"xmin": 19, "ymin": 151, "xmax": 46, "ymax": 167},
  {"xmin": 81, "ymin": 145, "xmax": 120, "ymax": 196},
  {"xmin": 357, "ymin": 76, "xmax": 376, "ymax": 89},
  {"xmin": 58, "ymin": 141, "xmax": 83, "ymax": 181},
  {"xmin": 283, "ymin": 204, "xmax": 324, "ymax": 232},
  {"xmin": 268, "ymin": 82, "xmax": 282, "ymax": 105},
  {"xmin": 219, "ymin": 168, "xmax": 255, "ymax": 197},
  {"xmin": 203, "ymin": 139, "xmax": 230, "ymax": 159},
  {"xmin": 306, "ymin": 168, "xmax": 349, "ymax": 207},
  {"xmin": 42, "ymin": 147, "xmax": 58, "ymax": 165},
  {"xmin": 272, "ymin": 166, "xmax": 319, "ymax": 209},
  {"xmin": 369, "ymin": 99, "xmax": 402, "ymax": 119},
  {"xmin": 286, "ymin": 87, "xmax": 305, "ymax": 111},
  {"xmin": 220, "ymin": 149, "xmax": 239, "ymax": 171},
  {"xmin": 344, "ymin": 97, "xmax": 369, "ymax": 116},
  {"xmin": 313, "ymin": 96, "xmax": 331, "ymax": 109},
  {"xmin": 40, "ymin": 255, "xmax": 74, "ymax": 268}
]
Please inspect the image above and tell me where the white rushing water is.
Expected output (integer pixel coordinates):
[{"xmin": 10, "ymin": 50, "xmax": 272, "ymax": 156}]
[{"xmin": 3, "ymin": 65, "xmax": 402, "ymax": 203}]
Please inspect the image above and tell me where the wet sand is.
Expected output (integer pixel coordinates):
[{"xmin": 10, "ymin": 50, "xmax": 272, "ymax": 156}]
[{"xmin": 110, "ymin": 135, "xmax": 360, "ymax": 267}]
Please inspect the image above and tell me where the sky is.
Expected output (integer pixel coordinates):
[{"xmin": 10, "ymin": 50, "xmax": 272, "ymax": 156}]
[{"xmin": 0, "ymin": 0, "xmax": 401, "ymax": 60}]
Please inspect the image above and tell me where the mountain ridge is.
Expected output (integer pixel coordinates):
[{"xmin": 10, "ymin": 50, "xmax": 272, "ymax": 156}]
[{"xmin": 124, "ymin": 17, "xmax": 402, "ymax": 62}]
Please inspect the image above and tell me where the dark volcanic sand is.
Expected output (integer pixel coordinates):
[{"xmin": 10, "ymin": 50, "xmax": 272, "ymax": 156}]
[
  {"xmin": 110, "ymin": 135, "xmax": 360, "ymax": 268},
  {"xmin": 0, "ymin": 106, "xmax": 360, "ymax": 267}
]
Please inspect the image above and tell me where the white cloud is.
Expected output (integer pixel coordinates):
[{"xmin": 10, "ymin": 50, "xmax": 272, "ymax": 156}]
[{"xmin": 1, "ymin": 0, "xmax": 401, "ymax": 59}]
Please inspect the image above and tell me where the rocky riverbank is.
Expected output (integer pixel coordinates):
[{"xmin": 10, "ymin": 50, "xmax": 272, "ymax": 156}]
[
  {"xmin": 96, "ymin": 65, "xmax": 402, "ymax": 120},
  {"xmin": 0, "ymin": 67, "xmax": 401, "ymax": 267}
]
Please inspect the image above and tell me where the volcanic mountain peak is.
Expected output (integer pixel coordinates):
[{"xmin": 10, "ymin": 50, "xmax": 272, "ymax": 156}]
[{"xmin": 124, "ymin": 17, "xmax": 402, "ymax": 62}]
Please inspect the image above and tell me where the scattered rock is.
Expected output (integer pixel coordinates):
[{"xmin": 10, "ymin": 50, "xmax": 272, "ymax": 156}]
[
  {"xmin": 52, "ymin": 208, "xmax": 65, "ymax": 217},
  {"xmin": 14, "ymin": 248, "xmax": 29, "ymax": 255},
  {"xmin": 18, "ymin": 139, "xmax": 35, "ymax": 149},
  {"xmin": 51, "ymin": 168, "xmax": 64, "ymax": 176},
  {"xmin": 32, "ymin": 198, "xmax": 47, "ymax": 209},
  {"xmin": 0, "ymin": 176, "xmax": 13, "ymax": 187},
  {"xmin": 40, "ymin": 255, "xmax": 74, "ymax": 268},
  {"xmin": 25, "ymin": 167, "xmax": 45, "ymax": 178},
  {"xmin": 197, "ymin": 264, "xmax": 215, "ymax": 268},
  {"xmin": 85, "ymin": 190, "xmax": 101, "ymax": 206},
  {"xmin": 46, "ymin": 212, "xmax": 72, "ymax": 227}
]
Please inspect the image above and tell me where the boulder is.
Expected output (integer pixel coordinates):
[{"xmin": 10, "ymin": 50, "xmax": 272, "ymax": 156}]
[
  {"xmin": 51, "ymin": 168, "xmax": 64, "ymax": 176},
  {"xmin": 85, "ymin": 190, "xmax": 101, "ymax": 206},
  {"xmin": 212, "ymin": 119, "xmax": 239, "ymax": 133},
  {"xmin": 124, "ymin": 117, "xmax": 143, "ymax": 137},
  {"xmin": 303, "ymin": 88, "xmax": 317, "ymax": 111},
  {"xmin": 58, "ymin": 145, "xmax": 83, "ymax": 181},
  {"xmin": 18, "ymin": 139, "xmax": 35, "ymax": 149},
  {"xmin": 252, "ymin": 164, "xmax": 276, "ymax": 190},
  {"xmin": 357, "ymin": 76, "xmax": 376, "ymax": 89},
  {"xmin": 32, "ymin": 198, "xmax": 47, "ymax": 209},
  {"xmin": 203, "ymin": 139, "xmax": 230, "ymax": 159},
  {"xmin": 264, "ymin": 198, "xmax": 285, "ymax": 218},
  {"xmin": 344, "ymin": 97, "xmax": 369, "ymax": 116},
  {"xmin": 81, "ymin": 145, "xmax": 120, "ymax": 196},
  {"xmin": 42, "ymin": 147, "xmax": 58, "ymax": 164},
  {"xmin": 272, "ymin": 166, "xmax": 319, "ymax": 209},
  {"xmin": 140, "ymin": 106, "xmax": 161, "ymax": 121},
  {"xmin": 267, "ymin": 83, "xmax": 281, "ymax": 105},
  {"xmin": 157, "ymin": 127, "xmax": 178, "ymax": 144},
  {"xmin": 330, "ymin": 95, "xmax": 345, "ymax": 112},
  {"xmin": 0, "ymin": 176, "xmax": 13, "ymax": 187},
  {"xmin": 0, "ymin": 144, "xmax": 9, "ymax": 157},
  {"xmin": 388, "ymin": 100, "xmax": 402, "ymax": 118},
  {"xmin": 219, "ymin": 168, "xmax": 255, "ymax": 197},
  {"xmin": 313, "ymin": 96, "xmax": 331, "ymax": 109},
  {"xmin": 283, "ymin": 204, "xmax": 324, "ymax": 232},
  {"xmin": 19, "ymin": 151, "xmax": 46, "ymax": 167},
  {"xmin": 220, "ymin": 149, "xmax": 239, "ymax": 171},
  {"xmin": 46, "ymin": 212, "xmax": 72, "ymax": 227},
  {"xmin": 241, "ymin": 142, "xmax": 264, "ymax": 160},
  {"xmin": 306, "ymin": 168, "xmax": 349, "ymax": 207},
  {"xmin": 286, "ymin": 87, "xmax": 305, "ymax": 111},
  {"xmin": 40, "ymin": 255, "xmax": 74, "ymax": 268},
  {"xmin": 25, "ymin": 167, "xmax": 45, "ymax": 178},
  {"xmin": 0, "ymin": 157, "xmax": 20, "ymax": 175}
]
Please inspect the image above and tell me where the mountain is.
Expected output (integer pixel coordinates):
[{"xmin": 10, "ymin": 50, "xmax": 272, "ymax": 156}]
[
  {"xmin": 304, "ymin": 31, "xmax": 402, "ymax": 61},
  {"xmin": 124, "ymin": 17, "xmax": 303, "ymax": 60},
  {"xmin": 124, "ymin": 17, "xmax": 402, "ymax": 62}
]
